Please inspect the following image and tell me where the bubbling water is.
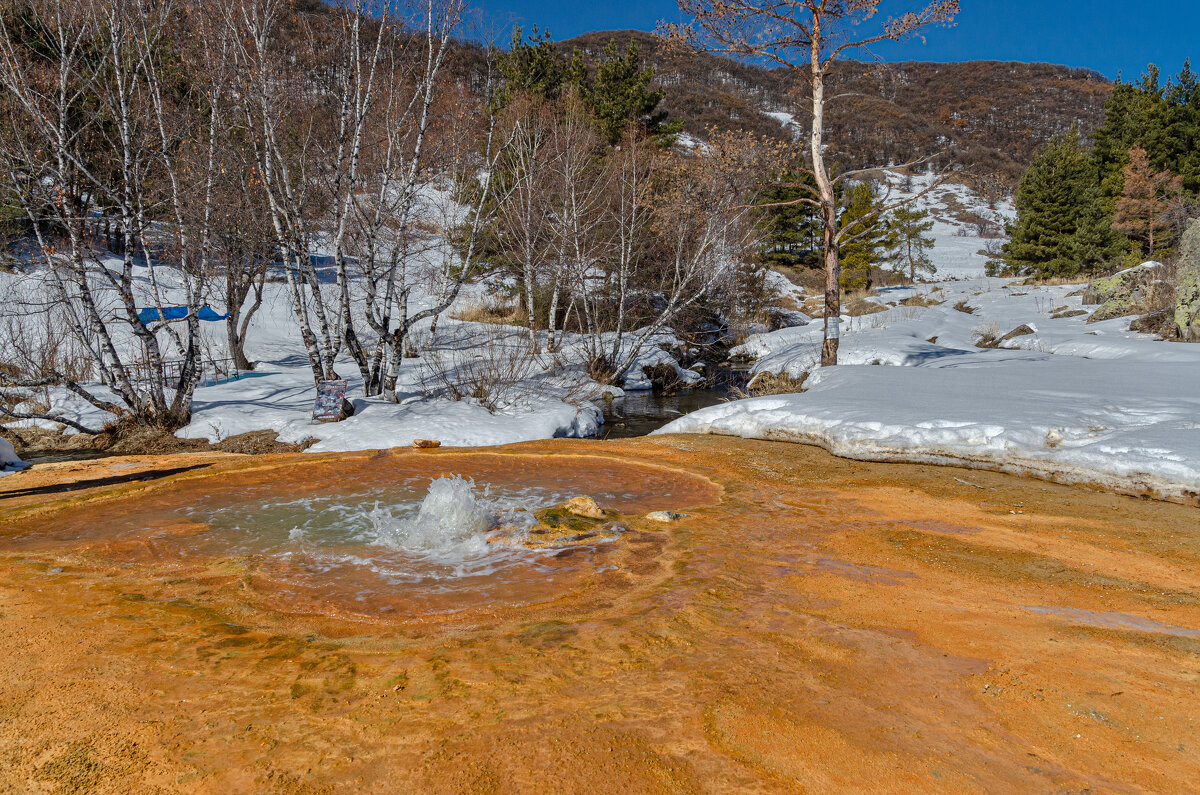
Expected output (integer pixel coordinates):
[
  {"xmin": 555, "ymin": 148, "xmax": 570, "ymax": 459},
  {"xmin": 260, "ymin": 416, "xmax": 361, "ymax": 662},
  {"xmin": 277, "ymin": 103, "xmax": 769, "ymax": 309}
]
[
  {"xmin": 7, "ymin": 451, "xmax": 720, "ymax": 619},
  {"xmin": 367, "ymin": 475, "xmax": 507, "ymax": 562}
]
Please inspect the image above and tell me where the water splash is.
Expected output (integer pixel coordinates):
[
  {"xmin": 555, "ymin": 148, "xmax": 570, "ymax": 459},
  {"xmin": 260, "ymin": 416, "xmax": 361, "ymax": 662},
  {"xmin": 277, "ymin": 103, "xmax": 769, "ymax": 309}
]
[{"xmin": 368, "ymin": 475, "xmax": 497, "ymax": 561}]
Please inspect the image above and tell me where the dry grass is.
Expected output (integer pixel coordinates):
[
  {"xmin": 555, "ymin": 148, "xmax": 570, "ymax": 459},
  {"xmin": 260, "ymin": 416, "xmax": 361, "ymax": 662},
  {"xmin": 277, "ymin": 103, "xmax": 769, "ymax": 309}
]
[
  {"xmin": 772, "ymin": 265, "xmax": 826, "ymax": 295},
  {"xmin": 842, "ymin": 292, "xmax": 888, "ymax": 316},
  {"xmin": 972, "ymin": 321, "xmax": 1001, "ymax": 348},
  {"xmin": 422, "ymin": 332, "xmax": 537, "ymax": 412},
  {"xmin": 899, "ymin": 293, "xmax": 944, "ymax": 308},
  {"xmin": 953, "ymin": 300, "xmax": 977, "ymax": 314},
  {"xmin": 5, "ymin": 421, "xmax": 316, "ymax": 459},
  {"xmin": 731, "ymin": 370, "xmax": 809, "ymax": 399},
  {"xmin": 212, "ymin": 431, "xmax": 318, "ymax": 454},
  {"xmin": 450, "ymin": 301, "xmax": 526, "ymax": 326},
  {"xmin": 1020, "ymin": 274, "xmax": 1094, "ymax": 286}
]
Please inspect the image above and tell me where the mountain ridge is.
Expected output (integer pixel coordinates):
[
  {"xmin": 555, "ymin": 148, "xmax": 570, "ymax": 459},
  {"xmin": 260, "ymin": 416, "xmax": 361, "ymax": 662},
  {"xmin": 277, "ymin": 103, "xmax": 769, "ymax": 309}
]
[{"xmin": 557, "ymin": 30, "xmax": 1114, "ymax": 188}]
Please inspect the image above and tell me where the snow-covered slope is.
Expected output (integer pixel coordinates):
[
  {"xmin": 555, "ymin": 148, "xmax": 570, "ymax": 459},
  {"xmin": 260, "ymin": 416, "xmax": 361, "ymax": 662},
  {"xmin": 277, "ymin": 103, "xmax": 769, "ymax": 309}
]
[
  {"xmin": 877, "ymin": 170, "xmax": 1013, "ymax": 280},
  {"xmin": 658, "ymin": 276, "xmax": 1200, "ymax": 502}
]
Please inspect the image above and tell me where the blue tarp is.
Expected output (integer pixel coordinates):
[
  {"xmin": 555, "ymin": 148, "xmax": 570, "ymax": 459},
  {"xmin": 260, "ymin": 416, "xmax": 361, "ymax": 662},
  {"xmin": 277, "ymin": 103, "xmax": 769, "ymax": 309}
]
[{"xmin": 137, "ymin": 305, "xmax": 229, "ymax": 323}]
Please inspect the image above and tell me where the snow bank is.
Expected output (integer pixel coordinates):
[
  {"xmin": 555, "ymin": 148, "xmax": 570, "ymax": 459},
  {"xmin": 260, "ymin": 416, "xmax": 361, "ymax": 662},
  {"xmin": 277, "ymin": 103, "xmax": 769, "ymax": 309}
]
[
  {"xmin": 656, "ymin": 359, "xmax": 1200, "ymax": 502},
  {"xmin": 178, "ymin": 363, "xmax": 601, "ymax": 453},
  {"xmin": 0, "ymin": 437, "xmax": 30, "ymax": 475}
]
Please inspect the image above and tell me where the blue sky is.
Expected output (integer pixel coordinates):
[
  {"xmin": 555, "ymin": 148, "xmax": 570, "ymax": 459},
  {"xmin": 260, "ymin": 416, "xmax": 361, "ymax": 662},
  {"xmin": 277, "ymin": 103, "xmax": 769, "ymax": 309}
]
[{"xmin": 478, "ymin": 1, "xmax": 1199, "ymax": 81}]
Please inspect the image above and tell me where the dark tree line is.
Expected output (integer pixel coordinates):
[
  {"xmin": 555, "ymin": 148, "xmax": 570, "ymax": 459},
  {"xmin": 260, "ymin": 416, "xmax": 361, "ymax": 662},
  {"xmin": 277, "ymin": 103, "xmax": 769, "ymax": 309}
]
[{"xmin": 1000, "ymin": 63, "xmax": 1200, "ymax": 279}]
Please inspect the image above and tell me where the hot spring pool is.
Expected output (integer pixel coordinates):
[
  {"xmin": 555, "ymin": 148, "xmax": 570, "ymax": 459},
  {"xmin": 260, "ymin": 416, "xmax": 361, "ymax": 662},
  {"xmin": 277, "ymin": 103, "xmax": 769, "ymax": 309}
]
[{"xmin": 9, "ymin": 451, "xmax": 718, "ymax": 620}]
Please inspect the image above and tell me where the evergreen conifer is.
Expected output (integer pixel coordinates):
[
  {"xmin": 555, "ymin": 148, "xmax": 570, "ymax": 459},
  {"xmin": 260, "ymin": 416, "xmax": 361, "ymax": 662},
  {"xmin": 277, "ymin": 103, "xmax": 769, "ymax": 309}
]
[
  {"xmin": 839, "ymin": 183, "xmax": 892, "ymax": 291},
  {"xmin": 755, "ymin": 166, "xmax": 821, "ymax": 269},
  {"xmin": 1003, "ymin": 132, "xmax": 1119, "ymax": 278},
  {"xmin": 888, "ymin": 205, "xmax": 936, "ymax": 281}
]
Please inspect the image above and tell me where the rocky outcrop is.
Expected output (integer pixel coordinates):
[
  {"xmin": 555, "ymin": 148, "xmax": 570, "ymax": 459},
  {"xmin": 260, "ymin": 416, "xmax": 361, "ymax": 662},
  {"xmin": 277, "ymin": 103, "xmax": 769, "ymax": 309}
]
[
  {"xmin": 1084, "ymin": 263, "xmax": 1172, "ymax": 326},
  {"xmin": 1082, "ymin": 262, "xmax": 1157, "ymax": 305},
  {"xmin": 563, "ymin": 496, "xmax": 604, "ymax": 520},
  {"xmin": 1175, "ymin": 219, "xmax": 1200, "ymax": 341}
]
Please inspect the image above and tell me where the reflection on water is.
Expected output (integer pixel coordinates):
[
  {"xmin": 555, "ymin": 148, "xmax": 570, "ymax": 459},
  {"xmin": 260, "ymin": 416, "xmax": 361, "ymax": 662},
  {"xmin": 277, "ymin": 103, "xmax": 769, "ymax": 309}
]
[{"xmin": 600, "ymin": 367, "xmax": 749, "ymax": 439}]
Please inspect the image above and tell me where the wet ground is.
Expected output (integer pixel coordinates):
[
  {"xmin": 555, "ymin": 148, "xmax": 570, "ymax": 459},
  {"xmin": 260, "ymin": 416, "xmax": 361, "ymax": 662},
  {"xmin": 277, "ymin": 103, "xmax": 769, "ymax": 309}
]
[{"xmin": 1, "ymin": 437, "xmax": 1198, "ymax": 792}]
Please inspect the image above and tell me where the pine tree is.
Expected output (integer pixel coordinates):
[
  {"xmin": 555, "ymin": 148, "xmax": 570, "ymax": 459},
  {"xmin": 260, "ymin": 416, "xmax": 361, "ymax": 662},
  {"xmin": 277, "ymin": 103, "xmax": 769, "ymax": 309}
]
[
  {"xmin": 888, "ymin": 205, "xmax": 936, "ymax": 281},
  {"xmin": 1093, "ymin": 63, "xmax": 1200, "ymax": 202},
  {"xmin": 838, "ymin": 183, "xmax": 892, "ymax": 291},
  {"xmin": 1162, "ymin": 60, "xmax": 1200, "ymax": 193},
  {"xmin": 1112, "ymin": 145, "xmax": 1183, "ymax": 256},
  {"xmin": 1003, "ymin": 132, "xmax": 1120, "ymax": 278},
  {"xmin": 497, "ymin": 26, "xmax": 566, "ymax": 107},
  {"xmin": 755, "ymin": 166, "xmax": 821, "ymax": 269},
  {"xmin": 584, "ymin": 40, "xmax": 666, "ymax": 144},
  {"xmin": 1072, "ymin": 188, "xmax": 1125, "ymax": 272}
]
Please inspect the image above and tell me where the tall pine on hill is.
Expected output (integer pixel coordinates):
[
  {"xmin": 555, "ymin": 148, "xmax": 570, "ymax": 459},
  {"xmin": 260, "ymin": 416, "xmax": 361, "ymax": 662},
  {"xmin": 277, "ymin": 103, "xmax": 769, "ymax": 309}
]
[
  {"xmin": 497, "ymin": 33, "xmax": 670, "ymax": 145},
  {"xmin": 584, "ymin": 40, "xmax": 666, "ymax": 144},
  {"xmin": 497, "ymin": 26, "xmax": 566, "ymax": 106},
  {"xmin": 1003, "ymin": 132, "xmax": 1121, "ymax": 278}
]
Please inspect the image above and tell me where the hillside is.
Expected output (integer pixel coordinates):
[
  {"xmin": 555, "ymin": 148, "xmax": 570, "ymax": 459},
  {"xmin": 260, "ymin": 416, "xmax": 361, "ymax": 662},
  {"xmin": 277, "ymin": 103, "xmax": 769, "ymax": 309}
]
[{"xmin": 561, "ymin": 30, "xmax": 1113, "ymax": 188}]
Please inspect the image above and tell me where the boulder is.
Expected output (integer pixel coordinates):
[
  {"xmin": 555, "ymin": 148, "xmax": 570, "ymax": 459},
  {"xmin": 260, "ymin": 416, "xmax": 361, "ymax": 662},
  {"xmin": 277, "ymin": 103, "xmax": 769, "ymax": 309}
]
[
  {"xmin": 1082, "ymin": 262, "xmax": 1158, "ymax": 305},
  {"xmin": 1085, "ymin": 267, "xmax": 1172, "ymax": 325},
  {"xmin": 1087, "ymin": 295, "xmax": 1140, "ymax": 324},
  {"xmin": 1175, "ymin": 218, "xmax": 1200, "ymax": 341},
  {"xmin": 1130, "ymin": 306, "xmax": 1175, "ymax": 336},
  {"xmin": 645, "ymin": 511, "xmax": 687, "ymax": 522},
  {"xmin": 563, "ymin": 496, "xmax": 605, "ymax": 519}
]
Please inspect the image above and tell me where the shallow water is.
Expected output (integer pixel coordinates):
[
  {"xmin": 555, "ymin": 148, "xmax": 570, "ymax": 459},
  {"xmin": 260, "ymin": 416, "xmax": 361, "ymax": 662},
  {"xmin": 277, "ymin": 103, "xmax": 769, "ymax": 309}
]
[
  {"xmin": 595, "ymin": 369, "xmax": 744, "ymax": 439},
  {"xmin": 9, "ymin": 451, "xmax": 717, "ymax": 619},
  {"xmin": 1022, "ymin": 605, "xmax": 1200, "ymax": 638},
  {"xmin": 5, "ymin": 438, "xmax": 1200, "ymax": 791}
]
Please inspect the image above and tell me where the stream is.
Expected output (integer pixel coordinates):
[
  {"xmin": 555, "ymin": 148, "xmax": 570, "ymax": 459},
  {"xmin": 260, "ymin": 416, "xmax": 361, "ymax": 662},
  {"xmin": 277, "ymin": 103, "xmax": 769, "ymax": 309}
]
[{"xmin": 597, "ymin": 365, "xmax": 750, "ymax": 439}]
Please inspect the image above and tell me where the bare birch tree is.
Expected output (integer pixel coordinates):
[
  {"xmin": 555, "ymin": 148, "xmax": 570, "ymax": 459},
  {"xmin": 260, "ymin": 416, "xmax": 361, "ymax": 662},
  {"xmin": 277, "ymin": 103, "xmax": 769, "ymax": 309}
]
[
  {"xmin": 493, "ymin": 95, "xmax": 555, "ymax": 352},
  {"xmin": 0, "ymin": 0, "xmax": 208, "ymax": 430},
  {"xmin": 661, "ymin": 0, "xmax": 958, "ymax": 365}
]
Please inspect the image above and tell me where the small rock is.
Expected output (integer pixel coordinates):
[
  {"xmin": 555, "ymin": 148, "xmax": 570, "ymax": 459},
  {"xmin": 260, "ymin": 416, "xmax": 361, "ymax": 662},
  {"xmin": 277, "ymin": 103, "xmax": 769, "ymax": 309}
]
[
  {"xmin": 564, "ymin": 496, "xmax": 604, "ymax": 519},
  {"xmin": 997, "ymin": 324, "xmax": 1036, "ymax": 343},
  {"xmin": 645, "ymin": 510, "xmax": 687, "ymax": 522},
  {"xmin": 412, "ymin": 439, "xmax": 441, "ymax": 449}
]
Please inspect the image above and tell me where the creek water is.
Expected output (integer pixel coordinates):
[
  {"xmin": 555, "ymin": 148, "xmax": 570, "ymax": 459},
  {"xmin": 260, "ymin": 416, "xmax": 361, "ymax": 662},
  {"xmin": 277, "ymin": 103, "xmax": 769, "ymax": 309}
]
[{"xmin": 598, "ymin": 365, "xmax": 750, "ymax": 439}]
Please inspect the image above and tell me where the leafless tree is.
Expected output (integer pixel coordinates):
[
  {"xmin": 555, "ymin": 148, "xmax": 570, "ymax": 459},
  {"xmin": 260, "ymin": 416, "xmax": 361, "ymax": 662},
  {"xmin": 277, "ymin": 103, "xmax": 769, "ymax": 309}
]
[
  {"xmin": 662, "ymin": 0, "xmax": 958, "ymax": 365},
  {"xmin": 0, "ymin": 0, "xmax": 209, "ymax": 430},
  {"xmin": 493, "ymin": 95, "xmax": 556, "ymax": 351}
]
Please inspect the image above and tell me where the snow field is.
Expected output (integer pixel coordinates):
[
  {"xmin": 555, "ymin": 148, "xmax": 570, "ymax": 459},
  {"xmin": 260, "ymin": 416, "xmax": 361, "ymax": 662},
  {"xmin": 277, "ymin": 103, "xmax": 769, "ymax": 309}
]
[{"xmin": 660, "ymin": 272, "xmax": 1200, "ymax": 501}]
